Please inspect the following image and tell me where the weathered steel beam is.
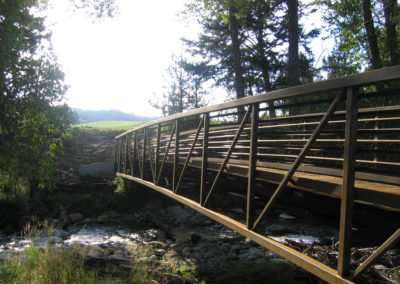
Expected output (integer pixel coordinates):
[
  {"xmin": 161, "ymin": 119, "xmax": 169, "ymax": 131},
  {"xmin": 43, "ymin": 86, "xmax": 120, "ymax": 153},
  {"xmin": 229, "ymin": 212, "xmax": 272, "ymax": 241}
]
[
  {"xmin": 338, "ymin": 87, "xmax": 358, "ymax": 277},
  {"xmin": 116, "ymin": 65, "xmax": 400, "ymax": 139},
  {"xmin": 173, "ymin": 119, "xmax": 180, "ymax": 191},
  {"xmin": 200, "ymin": 113, "xmax": 209, "ymax": 206},
  {"xmin": 247, "ymin": 103, "xmax": 259, "ymax": 229},
  {"xmin": 117, "ymin": 173, "xmax": 354, "ymax": 284}
]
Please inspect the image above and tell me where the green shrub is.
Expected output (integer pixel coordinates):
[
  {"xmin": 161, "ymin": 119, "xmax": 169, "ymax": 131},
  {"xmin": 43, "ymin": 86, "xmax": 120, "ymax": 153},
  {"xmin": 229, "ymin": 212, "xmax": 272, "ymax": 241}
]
[{"xmin": 0, "ymin": 245, "xmax": 99, "ymax": 284}]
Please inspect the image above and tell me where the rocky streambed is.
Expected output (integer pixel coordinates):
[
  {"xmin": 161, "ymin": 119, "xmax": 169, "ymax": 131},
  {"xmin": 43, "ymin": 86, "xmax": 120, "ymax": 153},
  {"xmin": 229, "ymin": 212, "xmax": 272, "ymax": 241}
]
[{"xmin": 1, "ymin": 184, "xmax": 398, "ymax": 284}]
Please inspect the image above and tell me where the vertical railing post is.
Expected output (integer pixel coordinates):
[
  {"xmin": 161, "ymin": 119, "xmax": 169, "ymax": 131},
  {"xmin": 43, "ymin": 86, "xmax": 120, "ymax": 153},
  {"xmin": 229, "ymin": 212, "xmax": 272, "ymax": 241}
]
[
  {"xmin": 141, "ymin": 129, "xmax": 146, "ymax": 180},
  {"xmin": 132, "ymin": 132, "xmax": 137, "ymax": 176},
  {"xmin": 200, "ymin": 113, "xmax": 209, "ymax": 206},
  {"xmin": 124, "ymin": 135, "xmax": 129, "ymax": 174},
  {"xmin": 338, "ymin": 87, "xmax": 358, "ymax": 277},
  {"xmin": 118, "ymin": 139, "xmax": 122, "ymax": 173},
  {"xmin": 155, "ymin": 123, "xmax": 161, "ymax": 184},
  {"xmin": 114, "ymin": 138, "xmax": 117, "ymax": 173},
  {"xmin": 247, "ymin": 103, "xmax": 259, "ymax": 229},
  {"xmin": 173, "ymin": 119, "xmax": 180, "ymax": 191}
]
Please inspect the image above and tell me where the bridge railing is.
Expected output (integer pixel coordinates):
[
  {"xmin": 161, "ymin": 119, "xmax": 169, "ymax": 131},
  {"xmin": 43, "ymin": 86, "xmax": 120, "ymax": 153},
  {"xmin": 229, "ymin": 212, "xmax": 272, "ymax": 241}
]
[{"xmin": 115, "ymin": 65, "xmax": 400, "ymax": 283}]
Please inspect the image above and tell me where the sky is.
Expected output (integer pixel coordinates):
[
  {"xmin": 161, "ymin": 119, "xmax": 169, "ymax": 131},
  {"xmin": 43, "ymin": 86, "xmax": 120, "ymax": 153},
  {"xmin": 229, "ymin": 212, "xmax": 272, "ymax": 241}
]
[
  {"xmin": 46, "ymin": 0, "xmax": 326, "ymax": 118},
  {"xmin": 46, "ymin": 0, "xmax": 198, "ymax": 117}
]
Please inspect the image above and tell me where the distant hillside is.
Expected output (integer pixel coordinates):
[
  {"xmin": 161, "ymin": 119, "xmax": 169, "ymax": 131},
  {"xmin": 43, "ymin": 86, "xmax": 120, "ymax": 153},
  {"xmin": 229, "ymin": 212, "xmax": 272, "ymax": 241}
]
[{"xmin": 73, "ymin": 108, "xmax": 159, "ymax": 123}]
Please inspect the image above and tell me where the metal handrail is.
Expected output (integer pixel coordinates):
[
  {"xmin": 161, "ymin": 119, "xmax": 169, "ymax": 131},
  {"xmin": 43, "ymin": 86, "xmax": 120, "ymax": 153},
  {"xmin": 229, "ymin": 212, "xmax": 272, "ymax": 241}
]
[{"xmin": 116, "ymin": 65, "xmax": 400, "ymax": 139}]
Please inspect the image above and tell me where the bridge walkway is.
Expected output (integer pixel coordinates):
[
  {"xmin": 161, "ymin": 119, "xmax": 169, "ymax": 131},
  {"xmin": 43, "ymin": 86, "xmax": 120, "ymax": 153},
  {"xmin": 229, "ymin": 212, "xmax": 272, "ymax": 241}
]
[{"xmin": 115, "ymin": 66, "xmax": 400, "ymax": 283}]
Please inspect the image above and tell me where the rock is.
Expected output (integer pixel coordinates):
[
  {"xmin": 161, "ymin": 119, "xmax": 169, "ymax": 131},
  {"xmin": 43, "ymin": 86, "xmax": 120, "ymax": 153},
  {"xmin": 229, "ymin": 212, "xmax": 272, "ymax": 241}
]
[
  {"xmin": 79, "ymin": 218, "xmax": 95, "ymax": 224},
  {"xmin": 154, "ymin": 249, "xmax": 166, "ymax": 257},
  {"xmin": 88, "ymin": 245, "xmax": 106, "ymax": 256},
  {"xmin": 121, "ymin": 214, "xmax": 136, "ymax": 223},
  {"xmin": 52, "ymin": 229, "xmax": 69, "ymax": 239},
  {"xmin": 79, "ymin": 162, "xmax": 114, "ymax": 177},
  {"xmin": 279, "ymin": 213, "xmax": 296, "ymax": 220},
  {"xmin": 266, "ymin": 224, "xmax": 297, "ymax": 235},
  {"xmin": 238, "ymin": 247, "xmax": 264, "ymax": 261},
  {"xmin": 104, "ymin": 210, "xmax": 120, "ymax": 219},
  {"xmin": 190, "ymin": 233, "xmax": 201, "ymax": 243},
  {"xmin": 97, "ymin": 214, "xmax": 109, "ymax": 223},
  {"xmin": 182, "ymin": 246, "xmax": 191, "ymax": 256},
  {"xmin": 166, "ymin": 206, "xmax": 193, "ymax": 223},
  {"xmin": 146, "ymin": 241, "xmax": 165, "ymax": 249},
  {"xmin": 69, "ymin": 213, "xmax": 84, "ymax": 223},
  {"xmin": 166, "ymin": 273, "xmax": 185, "ymax": 284}
]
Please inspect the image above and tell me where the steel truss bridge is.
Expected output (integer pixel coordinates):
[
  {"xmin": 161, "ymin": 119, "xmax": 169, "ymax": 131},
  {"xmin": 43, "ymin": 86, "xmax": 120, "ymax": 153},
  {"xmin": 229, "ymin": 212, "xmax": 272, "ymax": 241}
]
[{"xmin": 115, "ymin": 65, "xmax": 400, "ymax": 283}]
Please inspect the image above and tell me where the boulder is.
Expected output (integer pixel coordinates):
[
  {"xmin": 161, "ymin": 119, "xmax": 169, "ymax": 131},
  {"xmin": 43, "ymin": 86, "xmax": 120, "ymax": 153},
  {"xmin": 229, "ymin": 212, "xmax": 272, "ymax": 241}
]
[{"xmin": 79, "ymin": 162, "xmax": 114, "ymax": 177}]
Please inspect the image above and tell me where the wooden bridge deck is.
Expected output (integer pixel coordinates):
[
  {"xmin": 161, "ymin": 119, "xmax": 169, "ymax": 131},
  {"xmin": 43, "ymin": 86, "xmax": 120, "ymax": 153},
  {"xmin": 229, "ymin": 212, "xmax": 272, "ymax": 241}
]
[{"xmin": 115, "ymin": 66, "xmax": 400, "ymax": 283}]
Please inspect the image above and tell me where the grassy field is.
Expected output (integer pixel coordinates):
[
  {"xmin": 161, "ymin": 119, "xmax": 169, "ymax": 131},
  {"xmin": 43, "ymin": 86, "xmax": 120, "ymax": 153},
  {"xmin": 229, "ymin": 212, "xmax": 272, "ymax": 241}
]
[{"xmin": 73, "ymin": 121, "xmax": 147, "ymax": 131}]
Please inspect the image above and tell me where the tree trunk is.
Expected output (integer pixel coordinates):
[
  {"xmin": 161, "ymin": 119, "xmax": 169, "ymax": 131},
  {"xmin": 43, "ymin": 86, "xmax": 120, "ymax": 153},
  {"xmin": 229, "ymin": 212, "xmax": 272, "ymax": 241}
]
[
  {"xmin": 382, "ymin": 0, "xmax": 399, "ymax": 66},
  {"xmin": 287, "ymin": 0, "xmax": 300, "ymax": 87},
  {"xmin": 287, "ymin": 0, "xmax": 300, "ymax": 116},
  {"xmin": 256, "ymin": 26, "xmax": 276, "ymax": 118},
  {"xmin": 228, "ymin": 4, "xmax": 246, "ymax": 121},
  {"xmin": 362, "ymin": 0, "xmax": 383, "ymax": 69}
]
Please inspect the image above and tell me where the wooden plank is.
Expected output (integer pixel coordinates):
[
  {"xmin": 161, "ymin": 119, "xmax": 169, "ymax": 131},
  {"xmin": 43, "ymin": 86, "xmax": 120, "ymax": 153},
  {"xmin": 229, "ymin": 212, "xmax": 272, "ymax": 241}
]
[
  {"xmin": 338, "ymin": 87, "xmax": 358, "ymax": 277},
  {"xmin": 247, "ymin": 104, "xmax": 259, "ymax": 229},
  {"xmin": 116, "ymin": 65, "xmax": 400, "ymax": 139},
  {"xmin": 159, "ymin": 154, "xmax": 400, "ymax": 211},
  {"xmin": 253, "ymin": 93, "xmax": 344, "ymax": 230},
  {"xmin": 117, "ymin": 173, "xmax": 354, "ymax": 284}
]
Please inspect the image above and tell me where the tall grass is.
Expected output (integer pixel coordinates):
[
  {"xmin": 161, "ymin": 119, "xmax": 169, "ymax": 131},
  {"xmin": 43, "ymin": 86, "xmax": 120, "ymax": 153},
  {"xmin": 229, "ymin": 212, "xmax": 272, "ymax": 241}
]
[
  {"xmin": 73, "ymin": 121, "xmax": 146, "ymax": 131},
  {"xmin": 0, "ymin": 245, "xmax": 98, "ymax": 284}
]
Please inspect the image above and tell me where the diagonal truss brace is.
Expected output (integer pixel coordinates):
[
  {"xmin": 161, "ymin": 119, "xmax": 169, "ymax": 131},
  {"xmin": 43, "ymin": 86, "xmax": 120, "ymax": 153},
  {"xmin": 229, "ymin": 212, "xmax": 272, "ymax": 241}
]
[
  {"xmin": 145, "ymin": 128, "xmax": 156, "ymax": 183},
  {"xmin": 174, "ymin": 116, "xmax": 205, "ymax": 194},
  {"xmin": 203, "ymin": 107, "xmax": 252, "ymax": 206},
  {"xmin": 353, "ymin": 228, "xmax": 400, "ymax": 279},
  {"xmin": 252, "ymin": 92, "xmax": 345, "ymax": 230},
  {"xmin": 156, "ymin": 121, "xmax": 176, "ymax": 185}
]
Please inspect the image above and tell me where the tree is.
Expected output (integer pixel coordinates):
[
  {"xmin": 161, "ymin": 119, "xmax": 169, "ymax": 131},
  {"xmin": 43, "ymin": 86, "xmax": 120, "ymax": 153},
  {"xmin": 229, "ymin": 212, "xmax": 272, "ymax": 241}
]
[
  {"xmin": 150, "ymin": 55, "xmax": 209, "ymax": 116},
  {"xmin": 0, "ymin": 0, "xmax": 117, "ymax": 191},
  {"xmin": 319, "ymin": 0, "xmax": 399, "ymax": 78},
  {"xmin": 287, "ymin": 0, "xmax": 300, "ymax": 87}
]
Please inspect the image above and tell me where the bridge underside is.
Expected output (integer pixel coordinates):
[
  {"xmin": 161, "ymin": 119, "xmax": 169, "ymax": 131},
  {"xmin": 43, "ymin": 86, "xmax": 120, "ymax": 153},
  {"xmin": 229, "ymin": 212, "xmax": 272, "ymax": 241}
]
[{"xmin": 115, "ymin": 66, "xmax": 400, "ymax": 283}]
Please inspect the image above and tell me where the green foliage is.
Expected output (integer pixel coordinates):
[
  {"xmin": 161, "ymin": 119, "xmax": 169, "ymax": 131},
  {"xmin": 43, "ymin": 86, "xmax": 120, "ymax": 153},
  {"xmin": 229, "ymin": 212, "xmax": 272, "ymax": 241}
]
[
  {"xmin": 394, "ymin": 268, "xmax": 400, "ymax": 284},
  {"xmin": 150, "ymin": 54, "xmax": 210, "ymax": 116},
  {"xmin": 0, "ymin": 245, "xmax": 99, "ymax": 284},
  {"xmin": 0, "ymin": 1, "xmax": 74, "ymax": 191}
]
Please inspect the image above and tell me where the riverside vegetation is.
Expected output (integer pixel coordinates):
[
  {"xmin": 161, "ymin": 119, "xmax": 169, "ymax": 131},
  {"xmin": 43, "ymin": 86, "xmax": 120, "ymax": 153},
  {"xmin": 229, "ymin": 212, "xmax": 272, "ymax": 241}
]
[
  {"xmin": 1, "ymin": 126, "xmax": 399, "ymax": 284},
  {"xmin": 0, "ymin": 126, "xmax": 312, "ymax": 284}
]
